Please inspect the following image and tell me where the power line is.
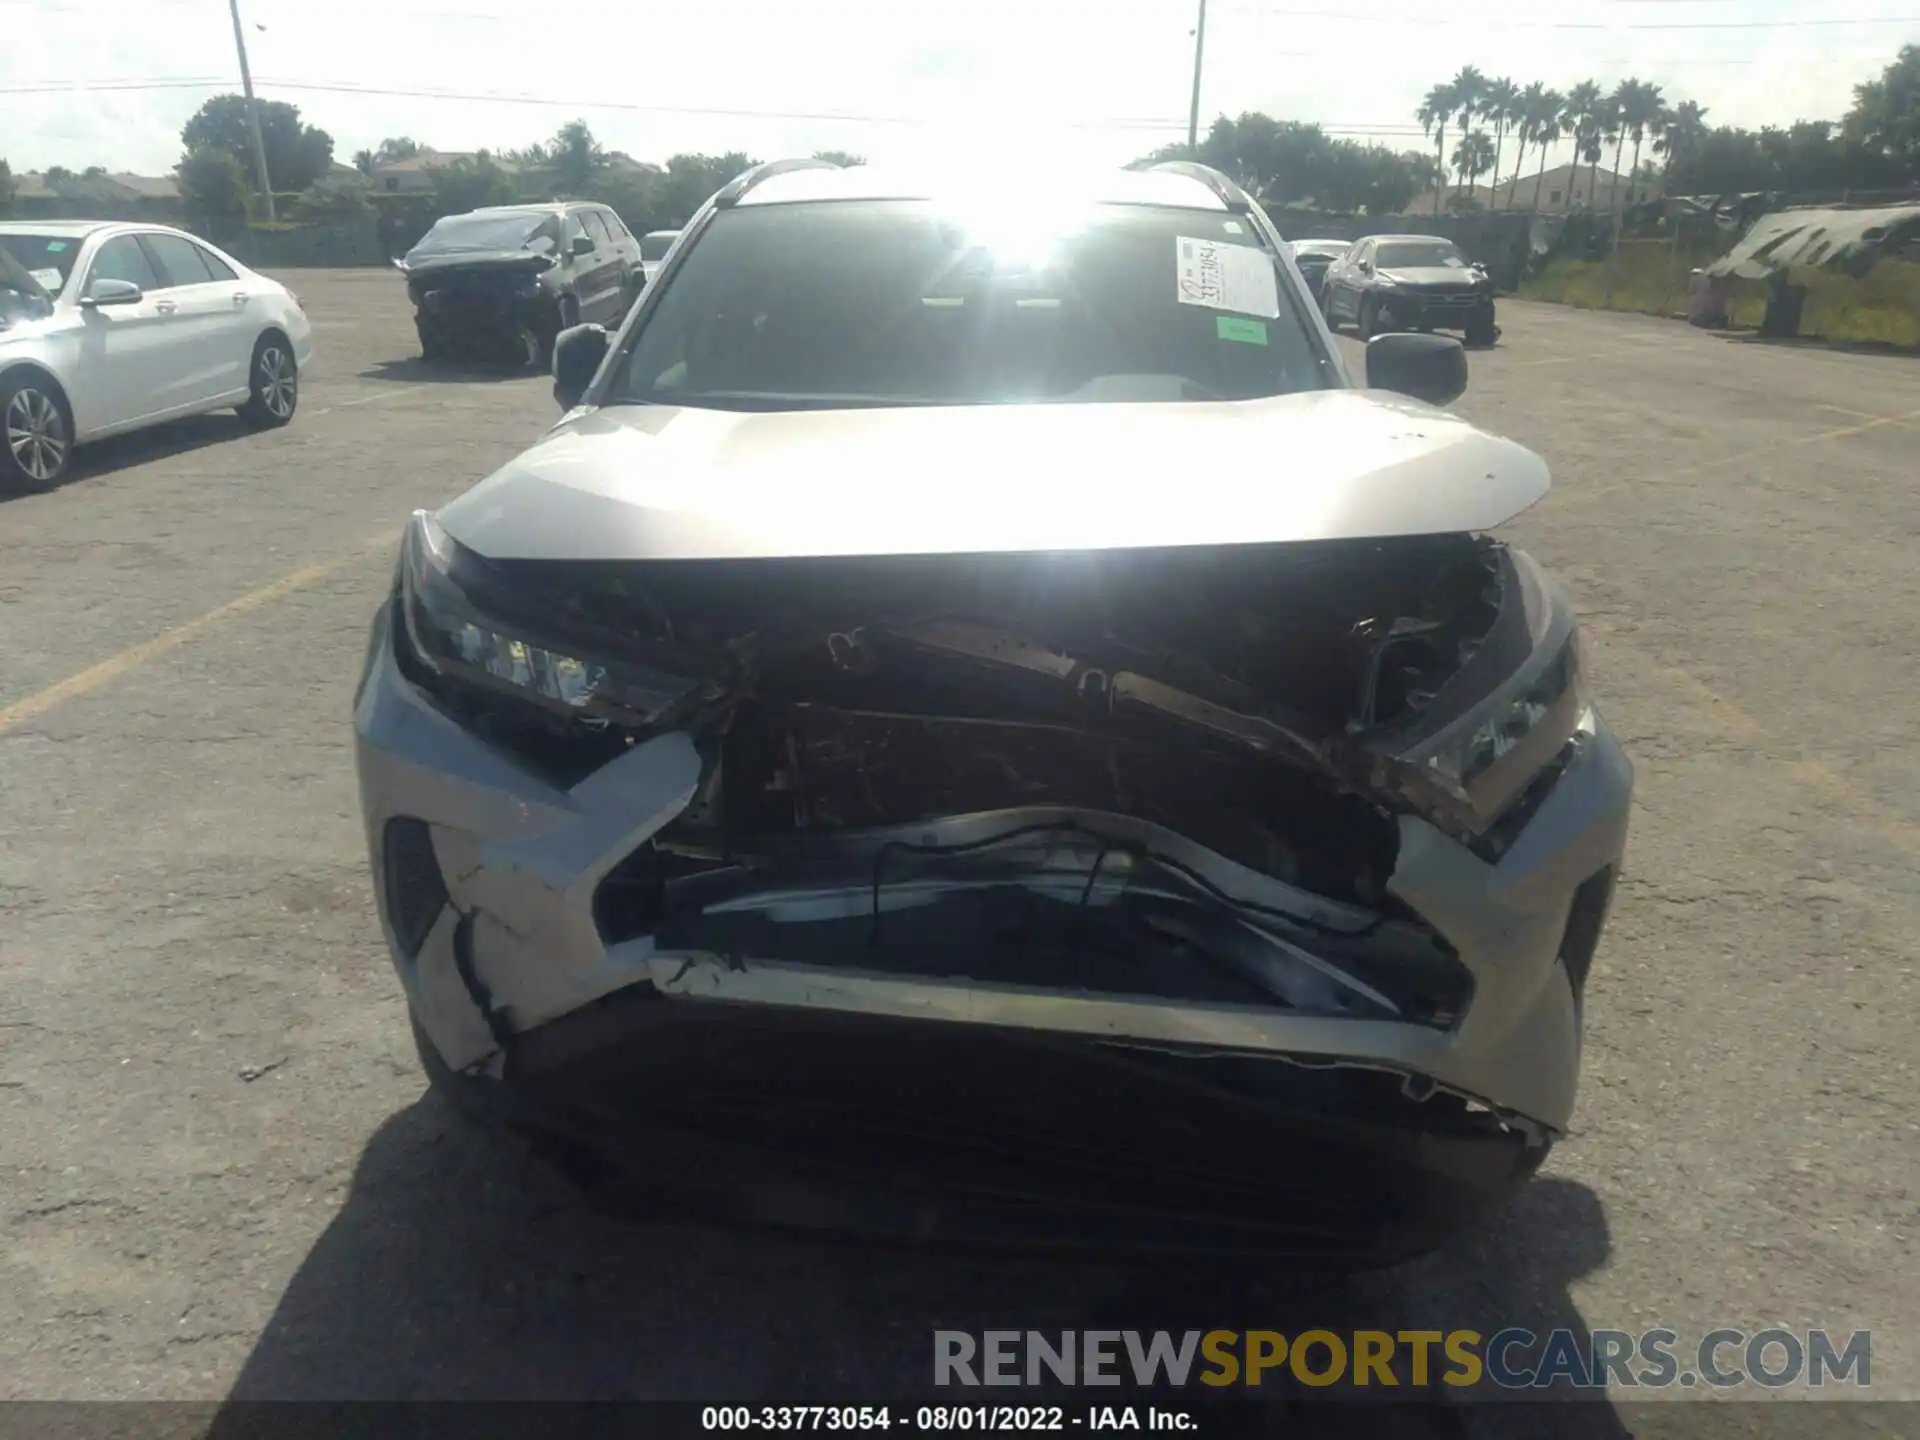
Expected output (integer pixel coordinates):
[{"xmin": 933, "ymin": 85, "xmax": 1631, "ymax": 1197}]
[
  {"xmin": 1217, "ymin": 5, "xmax": 1920, "ymax": 25},
  {"xmin": 0, "ymin": 75, "xmax": 1204, "ymax": 130}
]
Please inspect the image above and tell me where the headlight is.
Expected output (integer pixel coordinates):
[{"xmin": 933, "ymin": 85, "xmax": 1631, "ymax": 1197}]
[
  {"xmin": 1375, "ymin": 273, "xmax": 1399, "ymax": 287},
  {"xmin": 1422, "ymin": 631, "xmax": 1580, "ymax": 790},
  {"xmin": 397, "ymin": 510, "xmax": 708, "ymax": 725},
  {"xmin": 1380, "ymin": 551, "xmax": 1585, "ymax": 832}
]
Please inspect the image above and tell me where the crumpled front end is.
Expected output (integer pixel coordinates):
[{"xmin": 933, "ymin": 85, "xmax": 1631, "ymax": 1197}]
[
  {"xmin": 399, "ymin": 256, "xmax": 556, "ymax": 362},
  {"xmin": 353, "ymin": 525, "xmax": 1631, "ymax": 1258}
]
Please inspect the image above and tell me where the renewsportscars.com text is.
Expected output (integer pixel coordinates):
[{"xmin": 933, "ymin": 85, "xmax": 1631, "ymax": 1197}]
[{"xmin": 933, "ymin": 1328, "xmax": 1871, "ymax": 1391}]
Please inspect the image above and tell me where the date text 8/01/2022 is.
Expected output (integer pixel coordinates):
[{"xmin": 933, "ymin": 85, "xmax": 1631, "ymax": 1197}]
[{"xmin": 701, "ymin": 1405, "xmax": 1196, "ymax": 1431}]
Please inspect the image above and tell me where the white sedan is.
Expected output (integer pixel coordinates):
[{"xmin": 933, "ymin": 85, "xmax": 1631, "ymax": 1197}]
[{"xmin": 0, "ymin": 221, "xmax": 314, "ymax": 491}]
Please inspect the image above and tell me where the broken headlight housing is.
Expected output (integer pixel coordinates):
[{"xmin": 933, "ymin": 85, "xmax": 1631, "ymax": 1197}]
[
  {"xmin": 396, "ymin": 510, "xmax": 707, "ymax": 724},
  {"xmin": 1385, "ymin": 549, "xmax": 1585, "ymax": 834}
]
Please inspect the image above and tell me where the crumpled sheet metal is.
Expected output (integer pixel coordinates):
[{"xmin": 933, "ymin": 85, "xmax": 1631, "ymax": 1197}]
[{"xmin": 1702, "ymin": 203, "xmax": 1920, "ymax": 280}]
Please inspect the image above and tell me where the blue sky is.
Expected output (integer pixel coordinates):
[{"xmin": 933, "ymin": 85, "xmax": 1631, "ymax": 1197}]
[{"xmin": 3, "ymin": 0, "xmax": 1915, "ymax": 176}]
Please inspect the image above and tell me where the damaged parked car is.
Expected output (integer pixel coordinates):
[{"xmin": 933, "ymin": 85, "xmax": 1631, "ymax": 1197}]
[
  {"xmin": 395, "ymin": 202, "xmax": 642, "ymax": 368},
  {"xmin": 354, "ymin": 159, "xmax": 1631, "ymax": 1265},
  {"xmin": 1322, "ymin": 233, "xmax": 1499, "ymax": 347}
]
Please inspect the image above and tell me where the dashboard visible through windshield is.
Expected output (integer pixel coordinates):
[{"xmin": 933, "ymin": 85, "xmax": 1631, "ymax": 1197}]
[{"xmin": 605, "ymin": 199, "xmax": 1337, "ymax": 411}]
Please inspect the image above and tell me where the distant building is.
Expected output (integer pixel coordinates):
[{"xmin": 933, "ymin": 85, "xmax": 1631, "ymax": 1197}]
[{"xmin": 1501, "ymin": 162, "xmax": 1661, "ymax": 214}]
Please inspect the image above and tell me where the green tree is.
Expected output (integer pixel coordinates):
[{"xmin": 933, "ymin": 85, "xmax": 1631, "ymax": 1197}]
[
  {"xmin": 548, "ymin": 120, "xmax": 605, "ymax": 194},
  {"xmin": 0, "ymin": 158, "xmax": 13, "ymax": 214},
  {"xmin": 651, "ymin": 152, "xmax": 760, "ymax": 225},
  {"xmin": 1564, "ymin": 81, "xmax": 1605, "ymax": 209},
  {"xmin": 1452, "ymin": 130, "xmax": 1495, "ymax": 198},
  {"xmin": 176, "ymin": 148, "xmax": 250, "ymax": 219},
  {"xmin": 432, "ymin": 152, "xmax": 518, "ymax": 212},
  {"xmin": 1416, "ymin": 82, "xmax": 1455, "ymax": 212},
  {"xmin": 1616, "ymin": 80, "xmax": 1666, "ymax": 207},
  {"xmin": 374, "ymin": 136, "xmax": 426, "ymax": 165},
  {"xmin": 1654, "ymin": 100, "xmax": 1710, "ymax": 182},
  {"xmin": 1481, "ymin": 77, "xmax": 1520, "ymax": 206},
  {"xmin": 1510, "ymin": 83, "xmax": 1559, "ymax": 209},
  {"xmin": 1447, "ymin": 65, "xmax": 1488, "ymax": 202},
  {"xmin": 181, "ymin": 94, "xmax": 334, "ymax": 193},
  {"xmin": 43, "ymin": 165, "xmax": 74, "ymax": 186},
  {"xmin": 1844, "ymin": 44, "xmax": 1920, "ymax": 175},
  {"xmin": 811, "ymin": 150, "xmax": 864, "ymax": 167},
  {"xmin": 352, "ymin": 149, "xmax": 376, "ymax": 175}
]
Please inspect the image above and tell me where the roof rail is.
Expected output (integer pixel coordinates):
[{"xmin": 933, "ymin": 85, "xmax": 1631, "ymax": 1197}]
[
  {"xmin": 1148, "ymin": 161, "xmax": 1255, "ymax": 214},
  {"xmin": 714, "ymin": 156, "xmax": 844, "ymax": 208}
]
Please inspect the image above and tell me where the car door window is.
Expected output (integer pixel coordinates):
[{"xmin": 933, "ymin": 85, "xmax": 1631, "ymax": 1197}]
[
  {"xmin": 580, "ymin": 211, "xmax": 613, "ymax": 246},
  {"xmin": 142, "ymin": 233, "xmax": 218, "ymax": 289},
  {"xmin": 600, "ymin": 211, "xmax": 632, "ymax": 242},
  {"xmin": 194, "ymin": 244, "xmax": 238, "ymax": 281},
  {"xmin": 564, "ymin": 214, "xmax": 591, "ymax": 254},
  {"xmin": 87, "ymin": 235, "xmax": 162, "ymax": 292}
]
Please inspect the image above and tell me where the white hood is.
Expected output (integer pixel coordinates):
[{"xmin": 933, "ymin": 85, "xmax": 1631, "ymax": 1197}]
[{"xmin": 437, "ymin": 389, "xmax": 1550, "ymax": 562}]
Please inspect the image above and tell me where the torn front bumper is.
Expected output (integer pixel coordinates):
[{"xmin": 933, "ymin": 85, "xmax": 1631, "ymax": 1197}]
[
  {"xmin": 411, "ymin": 283, "xmax": 553, "ymax": 359},
  {"xmin": 353, "ymin": 599, "xmax": 1631, "ymax": 1254}
]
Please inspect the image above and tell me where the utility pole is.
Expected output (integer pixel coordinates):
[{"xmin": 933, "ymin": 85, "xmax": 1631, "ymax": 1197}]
[
  {"xmin": 1186, "ymin": 0, "xmax": 1209, "ymax": 154},
  {"xmin": 226, "ymin": 0, "xmax": 276, "ymax": 221}
]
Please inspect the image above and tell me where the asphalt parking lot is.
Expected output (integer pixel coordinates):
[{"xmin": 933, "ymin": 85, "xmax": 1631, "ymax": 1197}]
[{"xmin": 2, "ymin": 270, "xmax": 1917, "ymax": 1424}]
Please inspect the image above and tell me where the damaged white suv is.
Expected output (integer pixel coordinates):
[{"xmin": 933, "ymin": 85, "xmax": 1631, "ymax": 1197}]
[{"xmin": 353, "ymin": 159, "xmax": 1632, "ymax": 1265}]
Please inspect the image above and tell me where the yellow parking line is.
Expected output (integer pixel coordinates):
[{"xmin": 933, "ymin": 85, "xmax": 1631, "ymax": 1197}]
[
  {"xmin": 0, "ymin": 532, "xmax": 394, "ymax": 737},
  {"xmin": 1649, "ymin": 661, "xmax": 1920, "ymax": 860}
]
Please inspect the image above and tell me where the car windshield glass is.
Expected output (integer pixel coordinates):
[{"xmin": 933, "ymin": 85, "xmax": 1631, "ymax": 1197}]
[
  {"xmin": 641, "ymin": 232, "xmax": 678, "ymax": 262},
  {"xmin": 607, "ymin": 199, "xmax": 1333, "ymax": 410},
  {"xmin": 1375, "ymin": 241, "xmax": 1466, "ymax": 269},
  {"xmin": 410, "ymin": 213, "xmax": 547, "ymax": 256},
  {"xmin": 0, "ymin": 233, "xmax": 81, "ymax": 297}
]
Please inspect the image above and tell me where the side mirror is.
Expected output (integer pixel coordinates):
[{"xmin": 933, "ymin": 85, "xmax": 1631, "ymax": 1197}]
[
  {"xmin": 570, "ymin": 235, "xmax": 594, "ymax": 257},
  {"xmin": 81, "ymin": 278, "xmax": 143, "ymax": 308},
  {"xmin": 552, "ymin": 323, "xmax": 609, "ymax": 410},
  {"xmin": 1365, "ymin": 332, "xmax": 1467, "ymax": 407}
]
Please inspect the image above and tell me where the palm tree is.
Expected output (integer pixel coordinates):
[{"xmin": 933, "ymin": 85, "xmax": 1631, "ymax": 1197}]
[
  {"xmin": 1605, "ymin": 80, "xmax": 1651, "ymax": 212},
  {"xmin": 1453, "ymin": 131, "xmax": 1496, "ymax": 203},
  {"xmin": 1482, "ymin": 77, "xmax": 1520, "ymax": 207},
  {"xmin": 1617, "ymin": 81, "xmax": 1667, "ymax": 210},
  {"xmin": 1416, "ymin": 83, "xmax": 1455, "ymax": 215},
  {"xmin": 1564, "ymin": 81, "xmax": 1604, "ymax": 210},
  {"xmin": 1653, "ymin": 99, "xmax": 1710, "ymax": 188},
  {"xmin": 1511, "ymin": 83, "xmax": 1561, "ymax": 210},
  {"xmin": 1448, "ymin": 66, "xmax": 1488, "ymax": 203}
]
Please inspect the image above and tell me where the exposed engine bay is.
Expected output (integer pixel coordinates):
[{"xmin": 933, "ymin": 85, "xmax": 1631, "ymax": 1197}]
[{"xmin": 397, "ymin": 532, "xmax": 1535, "ymax": 1023}]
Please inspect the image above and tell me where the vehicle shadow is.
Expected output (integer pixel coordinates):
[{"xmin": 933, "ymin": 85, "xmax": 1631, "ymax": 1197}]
[
  {"xmin": 3, "ymin": 412, "xmax": 255, "ymax": 502},
  {"xmin": 1723, "ymin": 333, "xmax": 1920, "ymax": 361},
  {"xmin": 360, "ymin": 357, "xmax": 541, "ymax": 385},
  {"xmin": 205, "ymin": 1096, "xmax": 1629, "ymax": 1435}
]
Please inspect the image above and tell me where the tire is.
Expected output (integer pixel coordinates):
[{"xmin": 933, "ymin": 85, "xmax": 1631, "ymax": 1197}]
[
  {"xmin": 1320, "ymin": 286, "xmax": 1341, "ymax": 333},
  {"xmin": 530, "ymin": 298, "xmax": 572, "ymax": 371},
  {"xmin": 238, "ymin": 334, "xmax": 298, "ymax": 428},
  {"xmin": 1, "ymin": 372, "xmax": 74, "ymax": 492},
  {"xmin": 1356, "ymin": 297, "xmax": 1378, "ymax": 341},
  {"xmin": 417, "ymin": 326, "xmax": 446, "ymax": 363},
  {"xmin": 1465, "ymin": 313, "xmax": 1497, "ymax": 348}
]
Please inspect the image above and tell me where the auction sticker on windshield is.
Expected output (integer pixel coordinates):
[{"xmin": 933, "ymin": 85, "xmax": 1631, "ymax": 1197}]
[{"xmin": 1176, "ymin": 236, "xmax": 1279, "ymax": 319}]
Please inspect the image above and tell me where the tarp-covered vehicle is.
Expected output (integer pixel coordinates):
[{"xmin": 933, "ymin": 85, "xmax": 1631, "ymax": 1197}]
[{"xmin": 396, "ymin": 203, "xmax": 642, "ymax": 368}]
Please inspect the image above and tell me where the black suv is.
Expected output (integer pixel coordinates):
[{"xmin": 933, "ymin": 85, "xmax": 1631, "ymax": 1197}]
[
  {"xmin": 1321, "ymin": 234, "xmax": 1497, "ymax": 347},
  {"xmin": 396, "ymin": 202, "xmax": 644, "ymax": 367}
]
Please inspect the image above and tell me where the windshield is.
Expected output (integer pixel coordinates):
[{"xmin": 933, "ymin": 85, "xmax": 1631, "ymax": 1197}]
[
  {"xmin": 641, "ymin": 232, "xmax": 679, "ymax": 263},
  {"xmin": 1, "ymin": 233, "xmax": 81, "ymax": 299},
  {"xmin": 409, "ymin": 212, "xmax": 551, "ymax": 257},
  {"xmin": 607, "ymin": 200, "xmax": 1333, "ymax": 411},
  {"xmin": 1375, "ymin": 240, "xmax": 1466, "ymax": 270}
]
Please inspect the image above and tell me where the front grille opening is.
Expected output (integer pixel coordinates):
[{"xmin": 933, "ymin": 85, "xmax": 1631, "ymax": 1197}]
[
  {"xmin": 382, "ymin": 816, "xmax": 450, "ymax": 959},
  {"xmin": 1559, "ymin": 865, "xmax": 1616, "ymax": 1001}
]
